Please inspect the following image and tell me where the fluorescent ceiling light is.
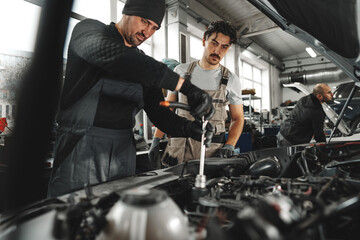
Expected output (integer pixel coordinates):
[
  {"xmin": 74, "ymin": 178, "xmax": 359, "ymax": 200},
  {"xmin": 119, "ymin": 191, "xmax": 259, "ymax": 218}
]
[{"xmin": 305, "ymin": 47, "xmax": 317, "ymax": 58}]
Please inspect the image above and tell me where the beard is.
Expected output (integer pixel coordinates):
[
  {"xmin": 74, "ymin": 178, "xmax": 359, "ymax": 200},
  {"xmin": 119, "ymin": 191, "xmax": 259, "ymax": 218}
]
[
  {"xmin": 325, "ymin": 99, "xmax": 334, "ymax": 104},
  {"xmin": 322, "ymin": 96, "xmax": 334, "ymax": 104},
  {"xmin": 127, "ymin": 32, "xmax": 146, "ymax": 47}
]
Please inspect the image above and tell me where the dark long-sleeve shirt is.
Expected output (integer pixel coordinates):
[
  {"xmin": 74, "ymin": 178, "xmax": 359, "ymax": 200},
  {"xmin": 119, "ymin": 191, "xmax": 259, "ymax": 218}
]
[
  {"xmin": 61, "ymin": 19, "xmax": 179, "ymax": 109},
  {"xmin": 59, "ymin": 19, "xmax": 187, "ymax": 134},
  {"xmin": 280, "ymin": 94, "xmax": 326, "ymax": 145}
]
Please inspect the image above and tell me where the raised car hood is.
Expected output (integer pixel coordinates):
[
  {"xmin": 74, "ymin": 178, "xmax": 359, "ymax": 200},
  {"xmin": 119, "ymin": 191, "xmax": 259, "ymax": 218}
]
[{"xmin": 248, "ymin": 0, "xmax": 360, "ymax": 81}]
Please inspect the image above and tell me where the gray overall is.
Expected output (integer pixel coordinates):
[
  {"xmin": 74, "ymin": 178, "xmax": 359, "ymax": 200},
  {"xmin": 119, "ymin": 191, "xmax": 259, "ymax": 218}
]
[
  {"xmin": 48, "ymin": 78, "xmax": 143, "ymax": 197},
  {"xmin": 162, "ymin": 62, "xmax": 229, "ymax": 165}
]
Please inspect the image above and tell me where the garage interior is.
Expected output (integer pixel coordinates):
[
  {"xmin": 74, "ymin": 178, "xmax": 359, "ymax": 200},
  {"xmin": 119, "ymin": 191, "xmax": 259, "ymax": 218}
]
[{"xmin": 0, "ymin": 0, "xmax": 360, "ymax": 239}]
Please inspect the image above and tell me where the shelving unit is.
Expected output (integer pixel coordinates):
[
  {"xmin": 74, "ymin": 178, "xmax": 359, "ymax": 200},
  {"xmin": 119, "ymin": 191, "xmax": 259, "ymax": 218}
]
[{"xmin": 242, "ymin": 94, "xmax": 263, "ymax": 132}]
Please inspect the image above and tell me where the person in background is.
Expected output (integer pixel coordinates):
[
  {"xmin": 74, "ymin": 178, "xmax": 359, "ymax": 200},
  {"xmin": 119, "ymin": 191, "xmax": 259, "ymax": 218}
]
[
  {"xmin": 160, "ymin": 58, "xmax": 181, "ymax": 97},
  {"xmin": 149, "ymin": 21, "xmax": 244, "ymax": 168},
  {"xmin": 277, "ymin": 83, "xmax": 333, "ymax": 147},
  {"xmin": 162, "ymin": 58, "xmax": 181, "ymax": 71},
  {"xmin": 47, "ymin": 0, "xmax": 214, "ymax": 197}
]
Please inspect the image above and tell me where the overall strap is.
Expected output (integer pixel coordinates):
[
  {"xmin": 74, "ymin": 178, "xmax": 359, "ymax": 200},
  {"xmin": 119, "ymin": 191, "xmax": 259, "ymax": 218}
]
[
  {"xmin": 184, "ymin": 61, "xmax": 198, "ymax": 81},
  {"xmin": 220, "ymin": 65, "xmax": 229, "ymax": 86}
]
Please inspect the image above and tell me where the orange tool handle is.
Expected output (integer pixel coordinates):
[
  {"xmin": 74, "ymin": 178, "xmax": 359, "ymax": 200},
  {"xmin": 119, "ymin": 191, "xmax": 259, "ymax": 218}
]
[{"xmin": 160, "ymin": 101, "xmax": 191, "ymax": 111}]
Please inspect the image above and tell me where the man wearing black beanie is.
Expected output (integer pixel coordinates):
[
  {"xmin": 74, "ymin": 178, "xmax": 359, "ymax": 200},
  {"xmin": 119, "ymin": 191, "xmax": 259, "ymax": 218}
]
[{"xmin": 48, "ymin": 0, "xmax": 214, "ymax": 197}]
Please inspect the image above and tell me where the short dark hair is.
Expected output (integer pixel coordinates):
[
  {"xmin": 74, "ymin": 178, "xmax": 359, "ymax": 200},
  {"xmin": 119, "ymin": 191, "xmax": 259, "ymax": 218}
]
[{"xmin": 203, "ymin": 21, "xmax": 237, "ymax": 45}]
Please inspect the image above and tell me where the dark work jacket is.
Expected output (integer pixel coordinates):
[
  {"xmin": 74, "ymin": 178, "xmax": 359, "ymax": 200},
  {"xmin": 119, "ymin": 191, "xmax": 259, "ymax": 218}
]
[
  {"xmin": 280, "ymin": 94, "xmax": 326, "ymax": 145},
  {"xmin": 60, "ymin": 19, "xmax": 185, "ymax": 132},
  {"xmin": 48, "ymin": 19, "xmax": 190, "ymax": 196}
]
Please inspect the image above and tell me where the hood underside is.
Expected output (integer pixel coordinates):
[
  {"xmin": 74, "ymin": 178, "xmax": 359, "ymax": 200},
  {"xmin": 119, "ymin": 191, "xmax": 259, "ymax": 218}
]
[
  {"xmin": 249, "ymin": 0, "xmax": 360, "ymax": 81},
  {"xmin": 269, "ymin": 0, "xmax": 359, "ymax": 59}
]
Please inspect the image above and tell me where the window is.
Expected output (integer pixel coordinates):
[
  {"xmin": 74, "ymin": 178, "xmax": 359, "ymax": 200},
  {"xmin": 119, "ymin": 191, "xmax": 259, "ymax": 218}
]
[
  {"xmin": 72, "ymin": 0, "xmax": 111, "ymax": 23},
  {"xmin": 117, "ymin": 1, "xmax": 125, "ymax": 15},
  {"xmin": 242, "ymin": 62, "xmax": 253, "ymax": 79},
  {"xmin": 0, "ymin": 0, "xmax": 41, "ymax": 52},
  {"xmin": 240, "ymin": 61, "xmax": 267, "ymax": 111},
  {"xmin": 190, "ymin": 36, "xmax": 202, "ymax": 61}
]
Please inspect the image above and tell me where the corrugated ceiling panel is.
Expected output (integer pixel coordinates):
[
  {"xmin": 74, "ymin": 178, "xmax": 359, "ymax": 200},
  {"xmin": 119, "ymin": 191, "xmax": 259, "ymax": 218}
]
[
  {"xmin": 194, "ymin": 0, "xmax": 308, "ymax": 60},
  {"xmin": 251, "ymin": 30, "xmax": 307, "ymax": 59},
  {"xmin": 196, "ymin": 0, "xmax": 258, "ymax": 24}
]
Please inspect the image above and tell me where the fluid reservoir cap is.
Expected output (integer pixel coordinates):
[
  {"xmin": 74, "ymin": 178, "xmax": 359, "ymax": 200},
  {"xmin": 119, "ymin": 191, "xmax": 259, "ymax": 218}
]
[{"xmin": 121, "ymin": 188, "xmax": 167, "ymax": 206}]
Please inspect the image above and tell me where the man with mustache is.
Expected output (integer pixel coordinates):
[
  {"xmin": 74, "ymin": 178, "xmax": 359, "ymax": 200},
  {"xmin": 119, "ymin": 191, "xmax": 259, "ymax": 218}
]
[
  {"xmin": 149, "ymin": 21, "xmax": 244, "ymax": 167},
  {"xmin": 47, "ymin": 0, "xmax": 214, "ymax": 197},
  {"xmin": 277, "ymin": 83, "xmax": 334, "ymax": 146}
]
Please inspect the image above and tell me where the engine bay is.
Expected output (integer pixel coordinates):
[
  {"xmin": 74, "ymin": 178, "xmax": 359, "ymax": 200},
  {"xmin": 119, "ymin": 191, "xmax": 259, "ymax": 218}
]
[{"xmin": 2, "ymin": 141, "xmax": 360, "ymax": 240}]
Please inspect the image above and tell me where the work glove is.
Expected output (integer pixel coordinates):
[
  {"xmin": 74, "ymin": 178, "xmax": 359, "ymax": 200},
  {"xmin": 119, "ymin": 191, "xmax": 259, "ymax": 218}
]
[
  {"xmin": 148, "ymin": 137, "xmax": 161, "ymax": 170},
  {"xmin": 216, "ymin": 144, "xmax": 235, "ymax": 158},
  {"xmin": 162, "ymin": 153, "xmax": 179, "ymax": 167},
  {"xmin": 182, "ymin": 120, "xmax": 214, "ymax": 147},
  {"xmin": 179, "ymin": 80, "xmax": 214, "ymax": 120}
]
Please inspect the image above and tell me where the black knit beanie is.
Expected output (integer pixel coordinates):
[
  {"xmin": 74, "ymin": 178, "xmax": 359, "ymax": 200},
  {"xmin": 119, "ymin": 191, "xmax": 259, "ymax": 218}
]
[{"xmin": 122, "ymin": 0, "xmax": 165, "ymax": 28}]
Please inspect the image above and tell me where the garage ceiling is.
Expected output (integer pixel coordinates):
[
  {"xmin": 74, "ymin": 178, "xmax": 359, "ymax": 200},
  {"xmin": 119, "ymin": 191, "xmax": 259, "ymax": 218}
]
[{"xmin": 195, "ymin": 0, "xmax": 309, "ymax": 61}]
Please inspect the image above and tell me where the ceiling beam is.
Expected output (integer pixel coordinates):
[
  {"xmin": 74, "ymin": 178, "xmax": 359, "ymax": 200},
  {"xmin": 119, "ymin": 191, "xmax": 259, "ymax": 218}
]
[
  {"xmin": 241, "ymin": 26, "xmax": 280, "ymax": 38},
  {"xmin": 251, "ymin": 17, "xmax": 268, "ymax": 32},
  {"xmin": 237, "ymin": 12, "xmax": 266, "ymax": 25}
]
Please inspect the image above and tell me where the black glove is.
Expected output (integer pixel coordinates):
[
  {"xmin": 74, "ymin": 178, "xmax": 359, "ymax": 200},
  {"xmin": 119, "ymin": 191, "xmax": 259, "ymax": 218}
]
[
  {"xmin": 216, "ymin": 144, "xmax": 235, "ymax": 158},
  {"xmin": 162, "ymin": 153, "xmax": 178, "ymax": 167},
  {"xmin": 148, "ymin": 137, "xmax": 161, "ymax": 169},
  {"xmin": 180, "ymin": 80, "xmax": 214, "ymax": 120},
  {"xmin": 182, "ymin": 120, "xmax": 214, "ymax": 147}
]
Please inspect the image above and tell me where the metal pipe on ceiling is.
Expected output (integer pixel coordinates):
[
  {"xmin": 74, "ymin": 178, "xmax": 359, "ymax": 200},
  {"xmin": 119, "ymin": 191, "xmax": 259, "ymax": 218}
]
[{"xmin": 279, "ymin": 67, "xmax": 350, "ymax": 85}]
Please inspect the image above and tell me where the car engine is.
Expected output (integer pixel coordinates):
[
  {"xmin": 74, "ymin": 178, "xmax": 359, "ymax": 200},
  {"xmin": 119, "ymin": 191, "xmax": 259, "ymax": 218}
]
[{"xmin": 2, "ymin": 142, "xmax": 360, "ymax": 240}]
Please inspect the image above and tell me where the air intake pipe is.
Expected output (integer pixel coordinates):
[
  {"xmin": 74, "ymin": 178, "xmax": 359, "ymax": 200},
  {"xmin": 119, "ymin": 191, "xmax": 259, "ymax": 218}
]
[{"xmin": 279, "ymin": 67, "xmax": 350, "ymax": 85}]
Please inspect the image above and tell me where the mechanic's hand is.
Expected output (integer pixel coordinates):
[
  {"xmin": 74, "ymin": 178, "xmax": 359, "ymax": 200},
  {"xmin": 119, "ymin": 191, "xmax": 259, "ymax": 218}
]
[
  {"xmin": 148, "ymin": 137, "xmax": 161, "ymax": 169},
  {"xmin": 162, "ymin": 153, "xmax": 178, "ymax": 167},
  {"xmin": 203, "ymin": 104, "xmax": 215, "ymax": 121},
  {"xmin": 179, "ymin": 80, "xmax": 214, "ymax": 120},
  {"xmin": 216, "ymin": 144, "xmax": 235, "ymax": 158},
  {"xmin": 182, "ymin": 120, "xmax": 214, "ymax": 147}
]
